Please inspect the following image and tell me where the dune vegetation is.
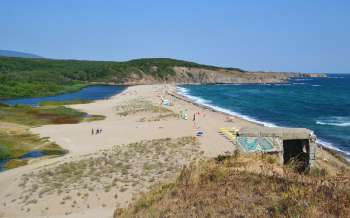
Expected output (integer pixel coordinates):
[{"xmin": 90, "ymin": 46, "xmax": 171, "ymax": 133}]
[
  {"xmin": 116, "ymin": 152, "xmax": 350, "ymax": 218},
  {"xmin": 114, "ymin": 98, "xmax": 179, "ymax": 122},
  {"xmin": 0, "ymin": 103, "xmax": 87, "ymax": 126},
  {"xmin": 115, "ymin": 98, "xmax": 174, "ymax": 116},
  {"xmin": 12, "ymin": 137, "xmax": 203, "ymax": 213},
  {"xmin": 38, "ymin": 100, "xmax": 93, "ymax": 106}
]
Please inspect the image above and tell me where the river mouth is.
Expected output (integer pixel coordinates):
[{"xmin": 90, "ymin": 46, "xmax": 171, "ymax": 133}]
[
  {"xmin": 0, "ymin": 85, "xmax": 125, "ymax": 171},
  {"xmin": 0, "ymin": 85, "xmax": 126, "ymax": 106}
]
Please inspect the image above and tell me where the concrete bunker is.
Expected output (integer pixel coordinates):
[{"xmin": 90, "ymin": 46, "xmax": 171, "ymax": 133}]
[
  {"xmin": 283, "ymin": 139, "xmax": 309, "ymax": 163},
  {"xmin": 237, "ymin": 127, "xmax": 317, "ymax": 170}
]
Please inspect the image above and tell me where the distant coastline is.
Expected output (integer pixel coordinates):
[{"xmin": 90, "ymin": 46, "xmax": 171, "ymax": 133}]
[{"xmin": 0, "ymin": 56, "xmax": 326, "ymax": 99}]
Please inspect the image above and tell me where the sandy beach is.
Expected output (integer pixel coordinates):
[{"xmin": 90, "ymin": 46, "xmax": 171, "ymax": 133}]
[{"xmin": 0, "ymin": 84, "xmax": 347, "ymax": 218}]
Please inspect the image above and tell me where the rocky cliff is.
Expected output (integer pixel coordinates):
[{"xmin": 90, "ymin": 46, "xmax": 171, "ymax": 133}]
[
  {"xmin": 122, "ymin": 66, "xmax": 327, "ymax": 85},
  {"xmin": 0, "ymin": 57, "xmax": 327, "ymax": 99}
]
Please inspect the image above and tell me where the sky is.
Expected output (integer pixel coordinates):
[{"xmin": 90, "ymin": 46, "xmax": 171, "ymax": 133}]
[{"xmin": 1, "ymin": 0, "xmax": 349, "ymax": 73}]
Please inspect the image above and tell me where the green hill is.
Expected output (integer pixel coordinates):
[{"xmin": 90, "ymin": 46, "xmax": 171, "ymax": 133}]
[
  {"xmin": 0, "ymin": 57, "xmax": 244, "ymax": 99},
  {"xmin": 0, "ymin": 57, "xmax": 324, "ymax": 100}
]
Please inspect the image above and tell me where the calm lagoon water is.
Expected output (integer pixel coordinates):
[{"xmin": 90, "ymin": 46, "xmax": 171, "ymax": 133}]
[
  {"xmin": 0, "ymin": 85, "xmax": 126, "ymax": 171},
  {"xmin": 179, "ymin": 74, "xmax": 350, "ymax": 160},
  {"xmin": 1, "ymin": 85, "xmax": 126, "ymax": 106}
]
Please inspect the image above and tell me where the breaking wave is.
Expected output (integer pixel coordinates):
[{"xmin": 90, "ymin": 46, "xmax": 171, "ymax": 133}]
[
  {"xmin": 316, "ymin": 116, "xmax": 350, "ymax": 127},
  {"xmin": 177, "ymin": 86, "xmax": 277, "ymax": 128},
  {"xmin": 177, "ymin": 85, "xmax": 350, "ymax": 162}
]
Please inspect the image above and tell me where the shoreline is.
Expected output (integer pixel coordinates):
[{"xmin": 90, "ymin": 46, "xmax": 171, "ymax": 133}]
[
  {"xmin": 0, "ymin": 84, "xmax": 244, "ymax": 217},
  {"xmin": 0, "ymin": 84, "xmax": 348, "ymax": 218},
  {"xmin": 0, "ymin": 73, "xmax": 327, "ymax": 102},
  {"xmin": 174, "ymin": 85, "xmax": 350, "ymax": 163}
]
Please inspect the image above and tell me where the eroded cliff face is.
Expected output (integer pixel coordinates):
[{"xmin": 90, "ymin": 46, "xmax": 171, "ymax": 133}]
[{"xmin": 122, "ymin": 66, "xmax": 326, "ymax": 85}]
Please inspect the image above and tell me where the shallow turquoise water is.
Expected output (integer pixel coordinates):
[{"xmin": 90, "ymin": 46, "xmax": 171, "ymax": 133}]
[{"xmin": 180, "ymin": 74, "xmax": 350, "ymax": 159}]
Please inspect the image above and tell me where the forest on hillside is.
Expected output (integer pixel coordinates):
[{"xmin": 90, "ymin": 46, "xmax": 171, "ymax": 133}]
[{"xmin": 0, "ymin": 57, "xmax": 243, "ymax": 99}]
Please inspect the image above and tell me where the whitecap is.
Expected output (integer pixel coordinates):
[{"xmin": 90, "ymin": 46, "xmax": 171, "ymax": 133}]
[
  {"xmin": 274, "ymin": 83, "xmax": 291, "ymax": 86},
  {"xmin": 328, "ymin": 76, "xmax": 345, "ymax": 79},
  {"xmin": 177, "ymin": 86, "xmax": 350, "ymax": 162},
  {"xmin": 316, "ymin": 116, "xmax": 350, "ymax": 127},
  {"xmin": 177, "ymin": 86, "xmax": 277, "ymax": 128},
  {"xmin": 293, "ymin": 78, "xmax": 313, "ymax": 81}
]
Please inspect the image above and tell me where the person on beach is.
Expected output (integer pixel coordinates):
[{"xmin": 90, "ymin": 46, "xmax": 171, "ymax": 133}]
[
  {"xmin": 91, "ymin": 128, "xmax": 94, "ymax": 135},
  {"xmin": 100, "ymin": 129, "xmax": 103, "ymax": 134},
  {"xmin": 193, "ymin": 113, "xmax": 196, "ymax": 121},
  {"xmin": 96, "ymin": 129, "xmax": 99, "ymax": 134}
]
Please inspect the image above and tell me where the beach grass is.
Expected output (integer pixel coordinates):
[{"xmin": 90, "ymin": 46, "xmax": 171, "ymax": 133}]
[
  {"xmin": 116, "ymin": 152, "xmax": 350, "ymax": 218},
  {"xmin": 16, "ymin": 137, "xmax": 202, "ymax": 209},
  {"xmin": 115, "ymin": 98, "xmax": 173, "ymax": 116},
  {"xmin": 139, "ymin": 113, "xmax": 179, "ymax": 122}
]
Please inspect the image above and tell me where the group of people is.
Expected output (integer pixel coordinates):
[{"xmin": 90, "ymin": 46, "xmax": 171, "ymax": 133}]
[{"xmin": 91, "ymin": 128, "xmax": 103, "ymax": 135}]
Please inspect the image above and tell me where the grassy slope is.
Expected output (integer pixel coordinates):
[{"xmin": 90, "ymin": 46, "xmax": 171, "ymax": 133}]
[
  {"xmin": 117, "ymin": 153, "xmax": 350, "ymax": 218},
  {"xmin": 0, "ymin": 57, "xmax": 245, "ymax": 99}
]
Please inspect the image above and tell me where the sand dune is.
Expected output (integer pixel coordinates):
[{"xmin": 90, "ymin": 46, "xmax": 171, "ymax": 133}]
[
  {"xmin": 0, "ymin": 85, "xmax": 253, "ymax": 218},
  {"xmin": 0, "ymin": 84, "xmax": 344, "ymax": 218}
]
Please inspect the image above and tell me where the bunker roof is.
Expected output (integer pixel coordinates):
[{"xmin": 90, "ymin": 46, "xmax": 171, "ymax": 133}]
[{"xmin": 238, "ymin": 127, "xmax": 314, "ymax": 140}]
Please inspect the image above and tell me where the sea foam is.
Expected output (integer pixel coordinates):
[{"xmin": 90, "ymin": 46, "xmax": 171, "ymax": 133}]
[
  {"xmin": 177, "ymin": 86, "xmax": 277, "ymax": 128},
  {"xmin": 316, "ymin": 116, "xmax": 350, "ymax": 127},
  {"xmin": 177, "ymin": 86, "xmax": 350, "ymax": 161}
]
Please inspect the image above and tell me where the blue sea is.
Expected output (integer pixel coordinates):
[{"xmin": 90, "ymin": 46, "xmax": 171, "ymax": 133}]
[
  {"xmin": 1, "ymin": 85, "xmax": 126, "ymax": 106},
  {"xmin": 179, "ymin": 74, "xmax": 350, "ymax": 159}
]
